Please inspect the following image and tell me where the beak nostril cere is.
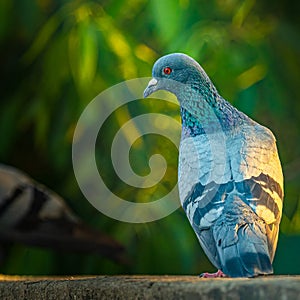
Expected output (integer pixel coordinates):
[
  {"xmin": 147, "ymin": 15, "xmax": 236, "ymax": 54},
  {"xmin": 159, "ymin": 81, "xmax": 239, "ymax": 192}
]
[{"xmin": 147, "ymin": 78, "xmax": 158, "ymax": 87}]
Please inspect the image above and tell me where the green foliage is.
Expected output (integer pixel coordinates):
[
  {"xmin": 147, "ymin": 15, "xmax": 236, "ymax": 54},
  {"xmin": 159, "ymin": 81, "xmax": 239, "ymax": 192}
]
[{"xmin": 0, "ymin": 0, "xmax": 300, "ymax": 275}]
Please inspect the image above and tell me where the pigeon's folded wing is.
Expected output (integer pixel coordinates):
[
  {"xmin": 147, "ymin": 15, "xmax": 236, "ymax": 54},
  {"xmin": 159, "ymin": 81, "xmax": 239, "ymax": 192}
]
[{"xmin": 229, "ymin": 124, "xmax": 284, "ymax": 260}]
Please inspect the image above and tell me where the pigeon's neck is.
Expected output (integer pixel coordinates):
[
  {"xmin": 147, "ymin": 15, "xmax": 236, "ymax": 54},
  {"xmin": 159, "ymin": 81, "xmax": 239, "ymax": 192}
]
[
  {"xmin": 180, "ymin": 97, "xmax": 249, "ymax": 138},
  {"xmin": 180, "ymin": 107, "xmax": 206, "ymax": 137}
]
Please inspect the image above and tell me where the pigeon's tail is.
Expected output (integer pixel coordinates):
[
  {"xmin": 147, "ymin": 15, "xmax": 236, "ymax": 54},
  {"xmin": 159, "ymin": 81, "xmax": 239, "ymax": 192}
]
[{"xmin": 212, "ymin": 196, "xmax": 273, "ymax": 277}]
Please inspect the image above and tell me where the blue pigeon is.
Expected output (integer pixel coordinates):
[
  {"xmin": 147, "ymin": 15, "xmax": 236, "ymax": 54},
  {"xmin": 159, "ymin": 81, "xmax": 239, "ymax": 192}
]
[{"xmin": 144, "ymin": 53, "xmax": 283, "ymax": 278}]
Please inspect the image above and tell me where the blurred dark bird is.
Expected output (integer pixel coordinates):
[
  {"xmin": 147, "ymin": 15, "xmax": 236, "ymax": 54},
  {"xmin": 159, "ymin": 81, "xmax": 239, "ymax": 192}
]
[
  {"xmin": 0, "ymin": 164, "xmax": 127, "ymax": 265},
  {"xmin": 144, "ymin": 53, "xmax": 283, "ymax": 277}
]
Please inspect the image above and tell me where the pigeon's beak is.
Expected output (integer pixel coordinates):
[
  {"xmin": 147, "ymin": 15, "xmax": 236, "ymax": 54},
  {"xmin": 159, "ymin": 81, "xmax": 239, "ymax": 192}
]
[{"xmin": 143, "ymin": 78, "xmax": 158, "ymax": 98}]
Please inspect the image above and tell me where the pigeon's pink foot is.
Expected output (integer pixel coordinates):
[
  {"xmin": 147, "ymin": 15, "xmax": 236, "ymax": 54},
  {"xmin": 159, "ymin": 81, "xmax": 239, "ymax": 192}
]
[{"xmin": 200, "ymin": 270, "xmax": 226, "ymax": 278}]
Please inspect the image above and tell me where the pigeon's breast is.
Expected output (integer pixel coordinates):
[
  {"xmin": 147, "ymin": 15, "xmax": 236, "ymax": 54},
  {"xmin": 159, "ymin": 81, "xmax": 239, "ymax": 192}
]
[{"xmin": 178, "ymin": 132, "xmax": 232, "ymax": 205}]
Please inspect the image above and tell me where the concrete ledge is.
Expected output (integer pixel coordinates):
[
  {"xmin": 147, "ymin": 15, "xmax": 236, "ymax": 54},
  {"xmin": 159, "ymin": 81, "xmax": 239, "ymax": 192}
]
[{"xmin": 0, "ymin": 275, "xmax": 299, "ymax": 299}]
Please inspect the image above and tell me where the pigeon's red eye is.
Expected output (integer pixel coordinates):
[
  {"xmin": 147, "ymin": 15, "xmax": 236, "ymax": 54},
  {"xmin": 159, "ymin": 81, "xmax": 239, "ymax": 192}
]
[{"xmin": 163, "ymin": 67, "xmax": 172, "ymax": 75}]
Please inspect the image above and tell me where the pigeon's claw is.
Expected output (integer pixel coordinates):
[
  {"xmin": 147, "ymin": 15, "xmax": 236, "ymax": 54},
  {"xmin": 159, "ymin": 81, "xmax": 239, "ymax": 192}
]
[{"xmin": 200, "ymin": 270, "xmax": 227, "ymax": 278}]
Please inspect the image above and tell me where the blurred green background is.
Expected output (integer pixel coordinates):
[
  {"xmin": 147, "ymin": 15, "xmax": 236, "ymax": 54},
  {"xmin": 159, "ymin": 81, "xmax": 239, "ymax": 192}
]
[{"xmin": 1, "ymin": 0, "xmax": 300, "ymax": 275}]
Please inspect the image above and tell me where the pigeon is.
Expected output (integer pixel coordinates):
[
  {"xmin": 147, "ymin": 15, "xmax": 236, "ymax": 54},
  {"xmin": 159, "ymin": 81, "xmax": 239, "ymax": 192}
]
[
  {"xmin": 0, "ymin": 164, "xmax": 127, "ymax": 265},
  {"xmin": 144, "ymin": 53, "xmax": 283, "ymax": 278}
]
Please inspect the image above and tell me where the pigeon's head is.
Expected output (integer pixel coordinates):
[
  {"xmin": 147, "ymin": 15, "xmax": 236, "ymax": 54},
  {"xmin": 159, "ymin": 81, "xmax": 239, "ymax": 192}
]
[{"xmin": 144, "ymin": 53, "xmax": 215, "ymax": 101}]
